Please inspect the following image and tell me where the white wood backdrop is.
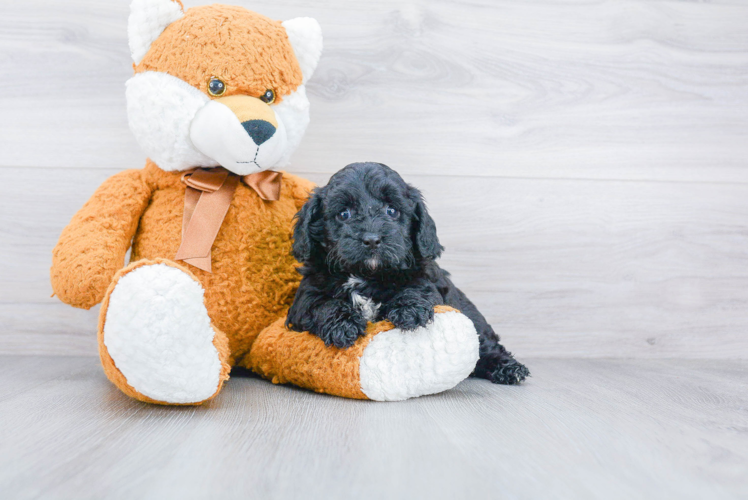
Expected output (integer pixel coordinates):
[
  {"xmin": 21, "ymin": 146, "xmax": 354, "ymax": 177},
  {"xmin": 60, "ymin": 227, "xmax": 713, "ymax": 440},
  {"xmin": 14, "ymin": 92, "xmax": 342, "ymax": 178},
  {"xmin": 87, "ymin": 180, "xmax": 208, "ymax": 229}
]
[{"xmin": 1, "ymin": 0, "xmax": 747, "ymax": 358}]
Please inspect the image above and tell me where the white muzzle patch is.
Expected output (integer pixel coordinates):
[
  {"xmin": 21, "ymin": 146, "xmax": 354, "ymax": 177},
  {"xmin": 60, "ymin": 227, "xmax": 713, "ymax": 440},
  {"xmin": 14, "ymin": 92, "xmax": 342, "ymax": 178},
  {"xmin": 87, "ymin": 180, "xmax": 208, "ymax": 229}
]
[{"xmin": 189, "ymin": 100, "xmax": 288, "ymax": 176}]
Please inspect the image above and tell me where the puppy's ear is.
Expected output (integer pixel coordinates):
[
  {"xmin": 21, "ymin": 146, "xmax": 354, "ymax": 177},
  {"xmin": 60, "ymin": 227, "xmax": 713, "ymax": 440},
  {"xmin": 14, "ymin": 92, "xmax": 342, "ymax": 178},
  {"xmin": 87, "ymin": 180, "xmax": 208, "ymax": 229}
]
[
  {"xmin": 292, "ymin": 188, "xmax": 325, "ymax": 263},
  {"xmin": 409, "ymin": 186, "xmax": 443, "ymax": 260}
]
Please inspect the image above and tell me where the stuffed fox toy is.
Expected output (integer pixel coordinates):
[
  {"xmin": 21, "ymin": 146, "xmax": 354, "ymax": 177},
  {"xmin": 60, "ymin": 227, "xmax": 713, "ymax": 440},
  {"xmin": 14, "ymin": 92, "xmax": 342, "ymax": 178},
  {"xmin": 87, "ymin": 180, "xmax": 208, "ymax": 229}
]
[{"xmin": 50, "ymin": 0, "xmax": 479, "ymax": 404}]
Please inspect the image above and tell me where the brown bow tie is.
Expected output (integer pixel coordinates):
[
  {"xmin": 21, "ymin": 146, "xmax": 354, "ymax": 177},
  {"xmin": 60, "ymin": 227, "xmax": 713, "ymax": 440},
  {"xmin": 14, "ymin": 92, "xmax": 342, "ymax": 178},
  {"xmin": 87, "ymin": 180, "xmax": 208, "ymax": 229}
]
[{"xmin": 174, "ymin": 167, "xmax": 283, "ymax": 272}]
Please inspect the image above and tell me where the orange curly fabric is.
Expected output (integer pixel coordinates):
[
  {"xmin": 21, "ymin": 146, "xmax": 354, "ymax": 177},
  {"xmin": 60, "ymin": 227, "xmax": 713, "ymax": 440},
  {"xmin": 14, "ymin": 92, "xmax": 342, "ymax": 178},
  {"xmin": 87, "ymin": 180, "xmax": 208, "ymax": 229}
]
[
  {"xmin": 136, "ymin": 5, "xmax": 303, "ymax": 103},
  {"xmin": 52, "ymin": 161, "xmax": 314, "ymax": 364},
  {"xmin": 51, "ymin": 169, "xmax": 152, "ymax": 309},
  {"xmin": 136, "ymin": 161, "xmax": 314, "ymax": 362},
  {"xmin": 245, "ymin": 306, "xmax": 459, "ymax": 399}
]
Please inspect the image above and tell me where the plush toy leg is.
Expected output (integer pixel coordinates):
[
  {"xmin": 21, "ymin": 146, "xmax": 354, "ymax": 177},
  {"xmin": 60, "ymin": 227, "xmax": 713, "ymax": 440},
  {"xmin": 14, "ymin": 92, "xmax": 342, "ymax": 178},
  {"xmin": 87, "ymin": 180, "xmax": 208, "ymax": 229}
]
[
  {"xmin": 98, "ymin": 259, "xmax": 231, "ymax": 405},
  {"xmin": 244, "ymin": 306, "xmax": 479, "ymax": 401}
]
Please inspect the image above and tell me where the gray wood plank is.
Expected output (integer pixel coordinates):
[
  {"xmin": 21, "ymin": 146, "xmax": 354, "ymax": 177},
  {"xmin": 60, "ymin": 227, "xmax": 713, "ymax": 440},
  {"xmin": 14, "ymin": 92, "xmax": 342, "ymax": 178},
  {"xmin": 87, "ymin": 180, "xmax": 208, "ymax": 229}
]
[
  {"xmin": 0, "ymin": 304, "xmax": 99, "ymax": 357},
  {"xmin": 3, "ymin": 167, "xmax": 747, "ymax": 358},
  {"xmin": 1, "ymin": 0, "xmax": 747, "ymax": 182},
  {"xmin": 0, "ymin": 356, "xmax": 745, "ymax": 499}
]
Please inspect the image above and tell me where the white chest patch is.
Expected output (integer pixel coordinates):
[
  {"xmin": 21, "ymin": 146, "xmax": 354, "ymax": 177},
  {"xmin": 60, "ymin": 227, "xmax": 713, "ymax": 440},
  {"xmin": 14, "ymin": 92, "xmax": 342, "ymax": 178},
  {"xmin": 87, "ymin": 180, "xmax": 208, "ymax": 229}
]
[
  {"xmin": 343, "ymin": 275, "xmax": 381, "ymax": 322},
  {"xmin": 351, "ymin": 292, "xmax": 381, "ymax": 322}
]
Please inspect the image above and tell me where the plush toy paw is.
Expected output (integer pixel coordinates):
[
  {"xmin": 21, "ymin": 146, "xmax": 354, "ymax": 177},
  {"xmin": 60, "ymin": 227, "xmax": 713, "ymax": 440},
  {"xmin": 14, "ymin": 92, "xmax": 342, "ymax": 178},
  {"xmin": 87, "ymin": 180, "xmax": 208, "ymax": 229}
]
[
  {"xmin": 359, "ymin": 309, "xmax": 479, "ymax": 401},
  {"xmin": 99, "ymin": 260, "xmax": 230, "ymax": 404}
]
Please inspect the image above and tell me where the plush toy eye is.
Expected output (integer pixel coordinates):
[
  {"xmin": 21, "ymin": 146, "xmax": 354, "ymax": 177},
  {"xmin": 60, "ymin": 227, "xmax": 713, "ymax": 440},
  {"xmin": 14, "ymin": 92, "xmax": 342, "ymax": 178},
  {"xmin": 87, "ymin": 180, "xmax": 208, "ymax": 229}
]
[
  {"xmin": 337, "ymin": 208, "xmax": 351, "ymax": 221},
  {"xmin": 386, "ymin": 206, "xmax": 400, "ymax": 218},
  {"xmin": 260, "ymin": 89, "xmax": 276, "ymax": 104},
  {"xmin": 208, "ymin": 77, "xmax": 226, "ymax": 97}
]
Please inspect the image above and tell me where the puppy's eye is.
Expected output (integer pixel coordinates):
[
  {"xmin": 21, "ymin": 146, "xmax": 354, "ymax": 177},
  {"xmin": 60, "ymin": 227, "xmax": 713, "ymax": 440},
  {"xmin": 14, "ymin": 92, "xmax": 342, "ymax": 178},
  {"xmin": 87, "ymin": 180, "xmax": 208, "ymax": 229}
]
[
  {"xmin": 208, "ymin": 77, "xmax": 226, "ymax": 97},
  {"xmin": 385, "ymin": 206, "xmax": 400, "ymax": 218},
  {"xmin": 337, "ymin": 208, "xmax": 351, "ymax": 221},
  {"xmin": 260, "ymin": 89, "xmax": 276, "ymax": 104}
]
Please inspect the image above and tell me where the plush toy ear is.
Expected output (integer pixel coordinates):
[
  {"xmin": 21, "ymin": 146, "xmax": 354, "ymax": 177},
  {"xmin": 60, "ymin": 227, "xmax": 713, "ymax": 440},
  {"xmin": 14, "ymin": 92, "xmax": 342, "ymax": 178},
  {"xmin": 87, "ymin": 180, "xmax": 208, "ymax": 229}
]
[
  {"xmin": 292, "ymin": 188, "xmax": 326, "ymax": 263},
  {"xmin": 282, "ymin": 17, "xmax": 323, "ymax": 84},
  {"xmin": 128, "ymin": 0, "xmax": 185, "ymax": 65},
  {"xmin": 409, "ymin": 187, "xmax": 444, "ymax": 261}
]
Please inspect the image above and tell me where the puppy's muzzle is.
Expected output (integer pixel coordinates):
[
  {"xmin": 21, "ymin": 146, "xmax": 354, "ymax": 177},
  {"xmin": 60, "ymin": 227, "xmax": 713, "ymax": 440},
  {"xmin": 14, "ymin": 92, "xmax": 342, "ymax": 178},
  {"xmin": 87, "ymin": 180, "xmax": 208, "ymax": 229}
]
[{"xmin": 362, "ymin": 233, "xmax": 382, "ymax": 248}]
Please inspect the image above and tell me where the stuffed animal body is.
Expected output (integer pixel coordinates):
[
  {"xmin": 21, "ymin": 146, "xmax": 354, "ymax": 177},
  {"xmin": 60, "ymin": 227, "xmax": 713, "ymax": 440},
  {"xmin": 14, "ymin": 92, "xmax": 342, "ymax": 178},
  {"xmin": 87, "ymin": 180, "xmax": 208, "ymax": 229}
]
[{"xmin": 50, "ymin": 0, "xmax": 480, "ymax": 404}]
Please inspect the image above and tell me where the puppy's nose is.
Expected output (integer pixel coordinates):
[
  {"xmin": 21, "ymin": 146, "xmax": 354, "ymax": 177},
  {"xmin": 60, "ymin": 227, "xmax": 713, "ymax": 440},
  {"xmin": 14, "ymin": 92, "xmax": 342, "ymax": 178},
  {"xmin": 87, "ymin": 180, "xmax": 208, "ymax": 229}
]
[
  {"xmin": 242, "ymin": 120, "xmax": 276, "ymax": 146},
  {"xmin": 362, "ymin": 233, "xmax": 381, "ymax": 248}
]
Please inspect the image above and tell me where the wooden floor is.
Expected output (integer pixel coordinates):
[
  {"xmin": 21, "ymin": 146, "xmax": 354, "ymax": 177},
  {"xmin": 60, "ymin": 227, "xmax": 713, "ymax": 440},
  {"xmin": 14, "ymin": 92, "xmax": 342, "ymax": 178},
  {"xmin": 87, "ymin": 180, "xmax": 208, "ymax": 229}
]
[{"xmin": 1, "ymin": 356, "xmax": 745, "ymax": 500}]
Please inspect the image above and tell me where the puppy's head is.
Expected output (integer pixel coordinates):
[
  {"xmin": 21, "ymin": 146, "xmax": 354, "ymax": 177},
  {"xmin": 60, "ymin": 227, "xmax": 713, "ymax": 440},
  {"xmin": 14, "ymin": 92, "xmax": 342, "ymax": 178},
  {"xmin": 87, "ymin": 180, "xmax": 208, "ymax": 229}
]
[{"xmin": 293, "ymin": 162, "xmax": 443, "ymax": 273}]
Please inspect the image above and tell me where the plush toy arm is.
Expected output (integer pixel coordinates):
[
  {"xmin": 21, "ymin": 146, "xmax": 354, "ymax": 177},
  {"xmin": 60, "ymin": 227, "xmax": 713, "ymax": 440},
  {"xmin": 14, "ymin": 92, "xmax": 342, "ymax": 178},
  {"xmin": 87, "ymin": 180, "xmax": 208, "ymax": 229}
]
[
  {"xmin": 246, "ymin": 305, "xmax": 480, "ymax": 401},
  {"xmin": 51, "ymin": 169, "xmax": 153, "ymax": 309},
  {"xmin": 282, "ymin": 172, "xmax": 317, "ymax": 210}
]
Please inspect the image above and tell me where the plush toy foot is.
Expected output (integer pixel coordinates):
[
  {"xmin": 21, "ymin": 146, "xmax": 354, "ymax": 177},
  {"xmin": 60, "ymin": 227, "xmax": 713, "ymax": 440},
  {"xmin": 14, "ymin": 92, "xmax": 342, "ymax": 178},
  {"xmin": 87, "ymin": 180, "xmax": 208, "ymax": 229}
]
[
  {"xmin": 245, "ymin": 306, "xmax": 479, "ymax": 401},
  {"xmin": 98, "ymin": 259, "xmax": 230, "ymax": 405}
]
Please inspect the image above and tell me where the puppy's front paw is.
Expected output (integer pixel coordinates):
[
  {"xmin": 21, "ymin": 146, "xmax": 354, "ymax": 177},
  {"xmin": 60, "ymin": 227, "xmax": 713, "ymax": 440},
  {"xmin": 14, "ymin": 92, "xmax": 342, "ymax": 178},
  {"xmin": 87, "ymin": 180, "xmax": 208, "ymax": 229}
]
[
  {"xmin": 318, "ymin": 316, "xmax": 367, "ymax": 349},
  {"xmin": 386, "ymin": 304, "xmax": 434, "ymax": 331}
]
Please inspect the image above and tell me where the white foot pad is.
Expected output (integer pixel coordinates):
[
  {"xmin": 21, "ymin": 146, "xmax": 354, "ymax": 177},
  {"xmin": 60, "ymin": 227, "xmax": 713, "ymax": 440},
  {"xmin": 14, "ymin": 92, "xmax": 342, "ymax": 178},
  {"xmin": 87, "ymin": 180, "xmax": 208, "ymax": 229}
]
[
  {"xmin": 359, "ymin": 311, "xmax": 480, "ymax": 401},
  {"xmin": 104, "ymin": 264, "xmax": 222, "ymax": 404}
]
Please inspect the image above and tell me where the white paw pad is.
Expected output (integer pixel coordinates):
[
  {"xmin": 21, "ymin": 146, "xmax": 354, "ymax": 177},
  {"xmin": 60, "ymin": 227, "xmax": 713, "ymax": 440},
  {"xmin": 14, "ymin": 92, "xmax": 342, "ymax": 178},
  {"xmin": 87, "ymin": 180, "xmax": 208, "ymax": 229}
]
[
  {"xmin": 359, "ymin": 311, "xmax": 480, "ymax": 401},
  {"xmin": 104, "ymin": 264, "xmax": 222, "ymax": 404}
]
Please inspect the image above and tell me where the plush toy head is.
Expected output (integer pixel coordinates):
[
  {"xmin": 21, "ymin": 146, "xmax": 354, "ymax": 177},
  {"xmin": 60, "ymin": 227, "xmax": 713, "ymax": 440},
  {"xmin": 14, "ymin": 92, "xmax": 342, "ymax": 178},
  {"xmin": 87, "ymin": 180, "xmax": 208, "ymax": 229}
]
[{"xmin": 126, "ymin": 0, "xmax": 322, "ymax": 174}]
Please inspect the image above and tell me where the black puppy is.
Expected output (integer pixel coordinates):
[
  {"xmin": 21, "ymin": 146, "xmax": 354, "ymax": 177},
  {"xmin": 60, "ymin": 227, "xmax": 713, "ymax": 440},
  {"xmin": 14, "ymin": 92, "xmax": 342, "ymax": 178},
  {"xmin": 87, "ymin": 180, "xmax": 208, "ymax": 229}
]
[{"xmin": 286, "ymin": 162, "xmax": 529, "ymax": 385}]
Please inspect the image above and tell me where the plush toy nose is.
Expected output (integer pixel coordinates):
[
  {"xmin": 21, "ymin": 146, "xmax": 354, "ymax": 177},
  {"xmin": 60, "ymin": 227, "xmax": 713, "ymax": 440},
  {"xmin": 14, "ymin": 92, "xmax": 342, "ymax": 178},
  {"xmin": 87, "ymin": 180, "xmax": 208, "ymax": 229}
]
[
  {"xmin": 362, "ymin": 233, "xmax": 382, "ymax": 248},
  {"xmin": 242, "ymin": 120, "xmax": 276, "ymax": 146},
  {"xmin": 210, "ymin": 95, "xmax": 279, "ymax": 146}
]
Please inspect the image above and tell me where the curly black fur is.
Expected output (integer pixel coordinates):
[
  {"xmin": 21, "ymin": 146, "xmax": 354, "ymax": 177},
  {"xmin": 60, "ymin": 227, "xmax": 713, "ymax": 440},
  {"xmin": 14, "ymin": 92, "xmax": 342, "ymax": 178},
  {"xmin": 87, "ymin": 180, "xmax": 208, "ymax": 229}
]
[{"xmin": 286, "ymin": 162, "xmax": 529, "ymax": 385}]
